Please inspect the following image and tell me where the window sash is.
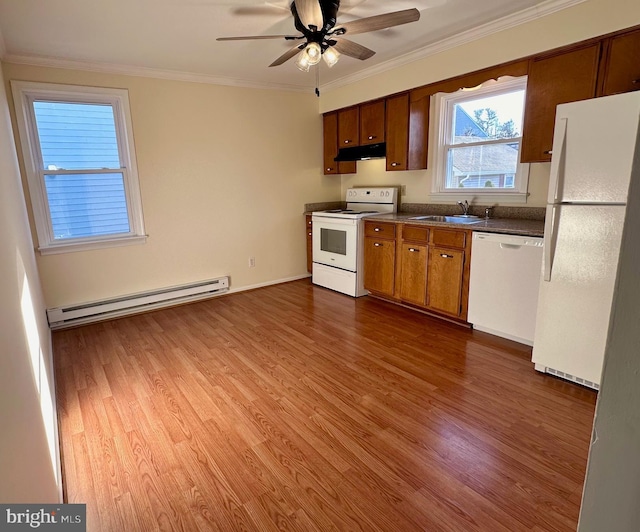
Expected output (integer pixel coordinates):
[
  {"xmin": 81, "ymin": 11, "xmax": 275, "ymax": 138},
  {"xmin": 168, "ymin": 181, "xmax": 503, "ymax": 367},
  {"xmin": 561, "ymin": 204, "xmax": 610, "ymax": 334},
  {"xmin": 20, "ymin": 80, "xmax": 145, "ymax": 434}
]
[
  {"xmin": 431, "ymin": 76, "xmax": 529, "ymax": 200},
  {"xmin": 11, "ymin": 81, "xmax": 146, "ymax": 253}
]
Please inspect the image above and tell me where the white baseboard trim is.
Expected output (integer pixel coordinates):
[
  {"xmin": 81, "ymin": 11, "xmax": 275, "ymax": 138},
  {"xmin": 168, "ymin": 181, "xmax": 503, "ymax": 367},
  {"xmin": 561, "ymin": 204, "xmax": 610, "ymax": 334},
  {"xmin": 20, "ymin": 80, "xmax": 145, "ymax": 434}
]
[{"xmin": 227, "ymin": 274, "xmax": 311, "ymax": 295}]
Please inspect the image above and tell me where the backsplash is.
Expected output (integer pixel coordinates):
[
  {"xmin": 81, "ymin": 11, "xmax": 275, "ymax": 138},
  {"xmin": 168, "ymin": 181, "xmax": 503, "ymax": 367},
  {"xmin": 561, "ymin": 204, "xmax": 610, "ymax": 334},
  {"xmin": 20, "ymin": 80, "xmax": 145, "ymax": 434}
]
[{"xmin": 304, "ymin": 201, "xmax": 344, "ymax": 213}]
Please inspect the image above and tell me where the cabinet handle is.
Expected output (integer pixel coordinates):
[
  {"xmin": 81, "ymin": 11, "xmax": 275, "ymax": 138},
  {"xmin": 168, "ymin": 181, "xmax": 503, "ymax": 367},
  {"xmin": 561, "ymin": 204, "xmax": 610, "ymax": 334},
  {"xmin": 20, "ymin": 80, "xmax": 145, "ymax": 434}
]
[
  {"xmin": 326, "ymin": 167, "xmax": 333, "ymax": 171},
  {"xmin": 408, "ymin": 248, "xmax": 419, "ymax": 252},
  {"xmin": 374, "ymin": 227, "xmax": 381, "ymax": 232},
  {"xmin": 308, "ymin": 232, "xmax": 312, "ymax": 236},
  {"xmin": 367, "ymin": 135, "xmax": 376, "ymax": 140},
  {"xmin": 374, "ymin": 242, "xmax": 383, "ymax": 247},
  {"xmin": 543, "ymin": 150, "xmax": 553, "ymax": 155},
  {"xmin": 344, "ymin": 139, "xmax": 351, "ymax": 144},
  {"xmin": 391, "ymin": 162, "xmax": 400, "ymax": 167},
  {"xmin": 633, "ymin": 79, "xmax": 640, "ymax": 84},
  {"xmin": 440, "ymin": 253, "xmax": 453, "ymax": 259}
]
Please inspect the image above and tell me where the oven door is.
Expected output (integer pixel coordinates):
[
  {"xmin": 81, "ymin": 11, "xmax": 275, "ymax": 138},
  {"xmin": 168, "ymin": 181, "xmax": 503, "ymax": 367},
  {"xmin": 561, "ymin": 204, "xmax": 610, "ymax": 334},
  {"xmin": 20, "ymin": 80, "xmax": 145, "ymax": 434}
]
[{"xmin": 312, "ymin": 217, "xmax": 358, "ymax": 272}]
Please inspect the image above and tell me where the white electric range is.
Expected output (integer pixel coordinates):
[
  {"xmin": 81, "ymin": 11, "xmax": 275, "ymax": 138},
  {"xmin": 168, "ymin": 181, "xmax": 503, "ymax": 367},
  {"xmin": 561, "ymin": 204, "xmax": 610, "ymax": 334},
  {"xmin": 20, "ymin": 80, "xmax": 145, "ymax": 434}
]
[{"xmin": 312, "ymin": 187, "xmax": 398, "ymax": 297}]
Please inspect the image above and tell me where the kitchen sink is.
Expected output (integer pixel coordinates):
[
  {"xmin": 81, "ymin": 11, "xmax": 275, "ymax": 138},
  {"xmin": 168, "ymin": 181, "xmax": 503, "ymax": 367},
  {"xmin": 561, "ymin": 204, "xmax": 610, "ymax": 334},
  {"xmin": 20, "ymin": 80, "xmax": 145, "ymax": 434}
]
[{"xmin": 408, "ymin": 215, "xmax": 483, "ymax": 224}]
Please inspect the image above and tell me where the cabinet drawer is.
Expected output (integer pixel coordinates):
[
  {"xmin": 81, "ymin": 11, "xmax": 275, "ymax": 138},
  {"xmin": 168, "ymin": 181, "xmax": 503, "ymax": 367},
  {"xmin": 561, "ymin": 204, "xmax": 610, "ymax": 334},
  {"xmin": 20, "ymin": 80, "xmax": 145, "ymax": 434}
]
[
  {"xmin": 401, "ymin": 225, "xmax": 429, "ymax": 243},
  {"xmin": 364, "ymin": 221, "xmax": 396, "ymax": 239},
  {"xmin": 430, "ymin": 228, "xmax": 466, "ymax": 249}
]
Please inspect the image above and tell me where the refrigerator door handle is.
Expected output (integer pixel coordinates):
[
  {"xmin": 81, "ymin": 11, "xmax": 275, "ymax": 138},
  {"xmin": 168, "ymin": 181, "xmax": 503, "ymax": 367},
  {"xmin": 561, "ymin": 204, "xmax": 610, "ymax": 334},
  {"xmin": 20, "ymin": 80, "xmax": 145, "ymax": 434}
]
[
  {"xmin": 543, "ymin": 204, "xmax": 557, "ymax": 282},
  {"xmin": 548, "ymin": 118, "xmax": 568, "ymax": 204}
]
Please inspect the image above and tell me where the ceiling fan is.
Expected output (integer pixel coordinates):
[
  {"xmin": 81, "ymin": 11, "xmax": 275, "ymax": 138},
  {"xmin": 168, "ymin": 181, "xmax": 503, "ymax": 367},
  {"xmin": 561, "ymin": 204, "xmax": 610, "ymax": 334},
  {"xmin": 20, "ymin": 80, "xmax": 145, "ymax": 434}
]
[{"xmin": 216, "ymin": 0, "xmax": 421, "ymax": 72}]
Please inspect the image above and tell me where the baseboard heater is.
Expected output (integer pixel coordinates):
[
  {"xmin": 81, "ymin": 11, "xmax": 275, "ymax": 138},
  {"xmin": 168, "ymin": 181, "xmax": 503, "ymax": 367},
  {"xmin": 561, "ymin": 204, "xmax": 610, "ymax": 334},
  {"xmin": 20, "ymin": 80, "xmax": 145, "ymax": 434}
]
[
  {"xmin": 47, "ymin": 276, "xmax": 229, "ymax": 329},
  {"xmin": 534, "ymin": 363, "xmax": 600, "ymax": 391}
]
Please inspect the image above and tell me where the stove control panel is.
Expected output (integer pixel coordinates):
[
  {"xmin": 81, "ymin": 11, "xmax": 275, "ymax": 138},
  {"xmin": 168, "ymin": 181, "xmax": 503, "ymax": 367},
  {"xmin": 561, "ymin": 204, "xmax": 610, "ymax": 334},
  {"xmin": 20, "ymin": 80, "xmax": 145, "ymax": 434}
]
[{"xmin": 346, "ymin": 187, "xmax": 398, "ymax": 204}]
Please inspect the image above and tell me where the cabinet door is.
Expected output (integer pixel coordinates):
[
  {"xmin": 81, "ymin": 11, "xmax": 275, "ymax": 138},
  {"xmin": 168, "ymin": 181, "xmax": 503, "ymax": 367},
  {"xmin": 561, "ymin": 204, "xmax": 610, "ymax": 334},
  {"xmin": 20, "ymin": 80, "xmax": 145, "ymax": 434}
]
[
  {"xmin": 364, "ymin": 237, "xmax": 395, "ymax": 296},
  {"xmin": 386, "ymin": 93, "xmax": 410, "ymax": 171},
  {"xmin": 322, "ymin": 113, "xmax": 339, "ymax": 175},
  {"xmin": 520, "ymin": 44, "xmax": 600, "ymax": 163},
  {"xmin": 323, "ymin": 112, "xmax": 355, "ymax": 175},
  {"xmin": 408, "ymin": 88, "xmax": 430, "ymax": 170},
  {"xmin": 426, "ymin": 247, "xmax": 464, "ymax": 317},
  {"xmin": 338, "ymin": 107, "xmax": 359, "ymax": 147},
  {"xmin": 399, "ymin": 243, "xmax": 427, "ymax": 305},
  {"xmin": 306, "ymin": 215, "xmax": 313, "ymax": 273},
  {"xmin": 599, "ymin": 29, "xmax": 640, "ymax": 96},
  {"xmin": 360, "ymin": 100, "xmax": 385, "ymax": 145}
]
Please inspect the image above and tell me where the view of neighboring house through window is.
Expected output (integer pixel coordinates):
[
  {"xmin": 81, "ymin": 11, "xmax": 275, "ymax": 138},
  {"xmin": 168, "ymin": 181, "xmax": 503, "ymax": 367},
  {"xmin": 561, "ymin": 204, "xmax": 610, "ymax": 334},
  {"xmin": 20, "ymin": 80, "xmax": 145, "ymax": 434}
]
[
  {"xmin": 432, "ymin": 76, "xmax": 529, "ymax": 202},
  {"xmin": 11, "ymin": 81, "xmax": 146, "ymax": 253}
]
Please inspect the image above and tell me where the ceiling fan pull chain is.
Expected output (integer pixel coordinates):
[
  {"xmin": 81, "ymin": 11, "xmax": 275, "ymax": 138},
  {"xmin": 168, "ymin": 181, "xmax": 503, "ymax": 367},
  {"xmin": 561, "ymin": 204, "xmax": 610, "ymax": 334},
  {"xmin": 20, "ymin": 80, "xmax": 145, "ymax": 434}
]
[{"xmin": 315, "ymin": 65, "xmax": 320, "ymax": 97}]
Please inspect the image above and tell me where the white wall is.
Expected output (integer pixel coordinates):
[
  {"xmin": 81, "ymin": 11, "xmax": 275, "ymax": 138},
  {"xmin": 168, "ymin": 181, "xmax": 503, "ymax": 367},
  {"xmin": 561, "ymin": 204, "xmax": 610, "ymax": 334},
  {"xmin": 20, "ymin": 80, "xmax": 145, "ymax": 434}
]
[
  {"xmin": 319, "ymin": 0, "xmax": 640, "ymax": 207},
  {"xmin": 2, "ymin": 63, "xmax": 341, "ymax": 308},
  {"xmin": 0, "ymin": 62, "xmax": 61, "ymax": 502}
]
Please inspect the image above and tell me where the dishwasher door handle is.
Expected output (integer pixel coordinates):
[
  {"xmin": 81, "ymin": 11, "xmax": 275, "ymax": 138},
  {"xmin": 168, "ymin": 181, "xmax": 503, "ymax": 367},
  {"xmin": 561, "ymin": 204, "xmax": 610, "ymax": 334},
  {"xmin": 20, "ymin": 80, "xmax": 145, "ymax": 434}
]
[{"xmin": 500, "ymin": 243, "xmax": 522, "ymax": 250}]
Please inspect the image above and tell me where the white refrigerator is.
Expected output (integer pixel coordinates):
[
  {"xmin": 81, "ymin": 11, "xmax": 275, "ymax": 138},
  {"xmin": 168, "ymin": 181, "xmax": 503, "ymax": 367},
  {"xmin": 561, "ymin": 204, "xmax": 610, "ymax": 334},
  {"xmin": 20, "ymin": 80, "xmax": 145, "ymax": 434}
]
[{"xmin": 532, "ymin": 91, "xmax": 640, "ymax": 390}]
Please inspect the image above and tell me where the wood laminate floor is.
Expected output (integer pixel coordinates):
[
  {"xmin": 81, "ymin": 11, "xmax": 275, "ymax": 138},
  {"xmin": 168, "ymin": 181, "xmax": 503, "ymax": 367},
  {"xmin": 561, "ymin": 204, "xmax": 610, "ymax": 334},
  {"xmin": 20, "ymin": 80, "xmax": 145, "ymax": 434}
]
[{"xmin": 54, "ymin": 279, "xmax": 597, "ymax": 531}]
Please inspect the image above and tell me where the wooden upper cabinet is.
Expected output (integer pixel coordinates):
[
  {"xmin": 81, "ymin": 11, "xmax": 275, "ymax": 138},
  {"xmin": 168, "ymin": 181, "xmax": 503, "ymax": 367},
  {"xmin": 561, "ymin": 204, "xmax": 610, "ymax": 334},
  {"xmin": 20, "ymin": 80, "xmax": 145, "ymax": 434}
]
[
  {"xmin": 599, "ymin": 29, "xmax": 640, "ymax": 96},
  {"xmin": 338, "ymin": 106, "xmax": 359, "ymax": 147},
  {"xmin": 385, "ymin": 93, "xmax": 410, "ymax": 171},
  {"xmin": 359, "ymin": 100, "xmax": 385, "ymax": 145},
  {"xmin": 520, "ymin": 43, "xmax": 600, "ymax": 163},
  {"xmin": 323, "ymin": 111, "xmax": 355, "ymax": 175},
  {"xmin": 408, "ymin": 89, "xmax": 430, "ymax": 170},
  {"xmin": 322, "ymin": 112, "xmax": 339, "ymax": 175}
]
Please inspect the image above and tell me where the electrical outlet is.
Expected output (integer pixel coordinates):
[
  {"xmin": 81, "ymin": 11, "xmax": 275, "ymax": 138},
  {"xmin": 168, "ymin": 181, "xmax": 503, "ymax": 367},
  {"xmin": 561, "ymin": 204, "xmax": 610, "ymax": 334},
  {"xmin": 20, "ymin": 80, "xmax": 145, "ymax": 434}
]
[
  {"xmin": 400, "ymin": 185, "xmax": 407, "ymax": 196},
  {"xmin": 249, "ymin": 257, "xmax": 256, "ymax": 268}
]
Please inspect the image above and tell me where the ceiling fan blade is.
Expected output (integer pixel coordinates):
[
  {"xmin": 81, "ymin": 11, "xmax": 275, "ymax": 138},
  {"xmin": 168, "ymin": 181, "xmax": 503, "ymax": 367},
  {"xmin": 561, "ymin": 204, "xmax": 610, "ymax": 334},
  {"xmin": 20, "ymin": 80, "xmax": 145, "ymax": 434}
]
[
  {"xmin": 332, "ymin": 38, "xmax": 375, "ymax": 61},
  {"xmin": 334, "ymin": 8, "xmax": 420, "ymax": 36},
  {"xmin": 294, "ymin": 0, "xmax": 323, "ymax": 30},
  {"xmin": 269, "ymin": 44, "xmax": 305, "ymax": 67},
  {"xmin": 217, "ymin": 35, "xmax": 300, "ymax": 41}
]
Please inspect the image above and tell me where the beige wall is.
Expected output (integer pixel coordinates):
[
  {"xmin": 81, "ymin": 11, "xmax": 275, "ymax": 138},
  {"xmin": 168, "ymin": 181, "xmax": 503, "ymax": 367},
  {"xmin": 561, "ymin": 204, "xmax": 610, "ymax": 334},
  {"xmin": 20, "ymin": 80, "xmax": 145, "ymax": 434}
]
[
  {"xmin": 319, "ymin": 0, "xmax": 640, "ymax": 207},
  {"xmin": 3, "ymin": 63, "xmax": 340, "ymax": 308},
  {"xmin": 0, "ymin": 63, "xmax": 61, "ymax": 502}
]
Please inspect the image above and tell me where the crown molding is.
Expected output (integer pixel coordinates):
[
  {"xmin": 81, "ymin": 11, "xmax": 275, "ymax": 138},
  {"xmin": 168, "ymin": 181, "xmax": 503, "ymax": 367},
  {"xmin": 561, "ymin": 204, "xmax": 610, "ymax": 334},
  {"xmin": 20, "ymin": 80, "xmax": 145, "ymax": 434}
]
[
  {"xmin": 2, "ymin": 53, "xmax": 311, "ymax": 93},
  {"xmin": 320, "ymin": 0, "xmax": 588, "ymax": 93}
]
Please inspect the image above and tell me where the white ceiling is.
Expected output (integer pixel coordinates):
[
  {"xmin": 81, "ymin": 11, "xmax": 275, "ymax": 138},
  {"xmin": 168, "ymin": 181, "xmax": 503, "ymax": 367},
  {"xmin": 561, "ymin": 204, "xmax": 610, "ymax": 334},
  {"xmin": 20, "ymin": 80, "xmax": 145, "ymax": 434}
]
[{"xmin": 0, "ymin": 0, "xmax": 582, "ymax": 92}]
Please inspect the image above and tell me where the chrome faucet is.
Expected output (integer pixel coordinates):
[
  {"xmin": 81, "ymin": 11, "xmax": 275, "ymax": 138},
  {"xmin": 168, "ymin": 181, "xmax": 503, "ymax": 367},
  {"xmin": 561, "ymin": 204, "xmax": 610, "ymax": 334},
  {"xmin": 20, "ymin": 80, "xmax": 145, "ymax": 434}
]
[{"xmin": 457, "ymin": 200, "xmax": 470, "ymax": 215}]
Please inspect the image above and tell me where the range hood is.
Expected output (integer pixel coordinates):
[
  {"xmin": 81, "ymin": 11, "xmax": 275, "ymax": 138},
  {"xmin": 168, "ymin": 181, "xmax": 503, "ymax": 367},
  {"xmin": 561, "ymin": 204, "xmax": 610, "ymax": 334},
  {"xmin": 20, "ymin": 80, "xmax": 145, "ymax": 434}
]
[{"xmin": 334, "ymin": 142, "xmax": 386, "ymax": 162}]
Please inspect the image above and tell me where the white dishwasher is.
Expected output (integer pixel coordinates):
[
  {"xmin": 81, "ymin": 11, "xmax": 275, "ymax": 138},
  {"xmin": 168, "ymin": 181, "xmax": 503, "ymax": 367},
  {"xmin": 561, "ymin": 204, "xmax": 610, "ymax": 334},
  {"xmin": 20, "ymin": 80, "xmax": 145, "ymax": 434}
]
[{"xmin": 468, "ymin": 232, "xmax": 544, "ymax": 346}]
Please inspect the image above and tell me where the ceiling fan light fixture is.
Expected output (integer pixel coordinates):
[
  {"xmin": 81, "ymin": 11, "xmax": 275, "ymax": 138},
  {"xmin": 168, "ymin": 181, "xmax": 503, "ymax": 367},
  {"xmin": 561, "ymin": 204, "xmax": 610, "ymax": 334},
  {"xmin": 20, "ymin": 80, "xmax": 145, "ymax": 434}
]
[
  {"xmin": 322, "ymin": 47, "xmax": 340, "ymax": 68},
  {"xmin": 295, "ymin": 51, "xmax": 311, "ymax": 72},
  {"xmin": 305, "ymin": 42, "xmax": 322, "ymax": 65}
]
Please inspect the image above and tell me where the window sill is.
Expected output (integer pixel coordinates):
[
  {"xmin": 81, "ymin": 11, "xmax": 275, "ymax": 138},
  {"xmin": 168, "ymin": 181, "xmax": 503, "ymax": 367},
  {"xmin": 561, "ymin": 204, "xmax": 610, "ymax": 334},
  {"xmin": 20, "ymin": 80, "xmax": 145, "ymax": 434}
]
[
  {"xmin": 429, "ymin": 192, "xmax": 529, "ymax": 204},
  {"xmin": 38, "ymin": 234, "xmax": 147, "ymax": 255}
]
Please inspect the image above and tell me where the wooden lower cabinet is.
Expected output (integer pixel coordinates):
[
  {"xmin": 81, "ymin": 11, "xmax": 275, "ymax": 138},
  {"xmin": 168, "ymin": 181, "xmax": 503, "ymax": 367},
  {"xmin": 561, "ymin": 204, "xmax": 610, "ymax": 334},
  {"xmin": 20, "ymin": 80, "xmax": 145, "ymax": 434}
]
[
  {"xmin": 399, "ymin": 242, "xmax": 427, "ymax": 306},
  {"xmin": 426, "ymin": 247, "xmax": 465, "ymax": 317},
  {"xmin": 364, "ymin": 223, "xmax": 470, "ymax": 322},
  {"xmin": 364, "ymin": 221, "xmax": 397, "ymax": 296},
  {"xmin": 306, "ymin": 215, "xmax": 312, "ymax": 273},
  {"xmin": 363, "ymin": 235, "xmax": 396, "ymax": 297}
]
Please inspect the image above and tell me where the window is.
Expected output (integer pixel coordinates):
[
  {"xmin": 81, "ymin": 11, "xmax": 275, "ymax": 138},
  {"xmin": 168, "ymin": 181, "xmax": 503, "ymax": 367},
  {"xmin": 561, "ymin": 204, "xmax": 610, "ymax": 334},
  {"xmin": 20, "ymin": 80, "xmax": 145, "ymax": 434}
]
[
  {"xmin": 11, "ymin": 81, "xmax": 146, "ymax": 254},
  {"xmin": 431, "ymin": 76, "xmax": 529, "ymax": 203}
]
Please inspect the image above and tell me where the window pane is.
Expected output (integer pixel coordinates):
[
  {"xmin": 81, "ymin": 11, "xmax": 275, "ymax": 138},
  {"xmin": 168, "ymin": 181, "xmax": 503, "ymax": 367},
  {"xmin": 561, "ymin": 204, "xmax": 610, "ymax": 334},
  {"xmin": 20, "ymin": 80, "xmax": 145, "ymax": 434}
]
[
  {"xmin": 33, "ymin": 101, "xmax": 120, "ymax": 170},
  {"xmin": 452, "ymin": 89, "xmax": 524, "ymax": 143},
  {"xmin": 44, "ymin": 173, "xmax": 130, "ymax": 239},
  {"xmin": 446, "ymin": 142, "xmax": 519, "ymax": 189}
]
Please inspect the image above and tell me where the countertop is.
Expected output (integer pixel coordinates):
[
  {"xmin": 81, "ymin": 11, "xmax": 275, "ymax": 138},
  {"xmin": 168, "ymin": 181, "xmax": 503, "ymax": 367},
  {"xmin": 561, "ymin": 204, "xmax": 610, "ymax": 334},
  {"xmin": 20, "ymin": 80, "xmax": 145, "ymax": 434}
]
[
  {"xmin": 304, "ymin": 202, "xmax": 544, "ymax": 238},
  {"xmin": 371, "ymin": 213, "xmax": 545, "ymax": 238}
]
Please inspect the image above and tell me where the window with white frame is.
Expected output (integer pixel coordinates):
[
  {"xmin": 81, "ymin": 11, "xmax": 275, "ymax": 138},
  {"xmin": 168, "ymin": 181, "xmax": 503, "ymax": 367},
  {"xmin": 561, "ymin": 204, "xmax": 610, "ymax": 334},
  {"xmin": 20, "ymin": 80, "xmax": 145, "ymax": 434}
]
[
  {"xmin": 431, "ymin": 76, "xmax": 529, "ymax": 203},
  {"xmin": 11, "ymin": 81, "xmax": 146, "ymax": 254}
]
